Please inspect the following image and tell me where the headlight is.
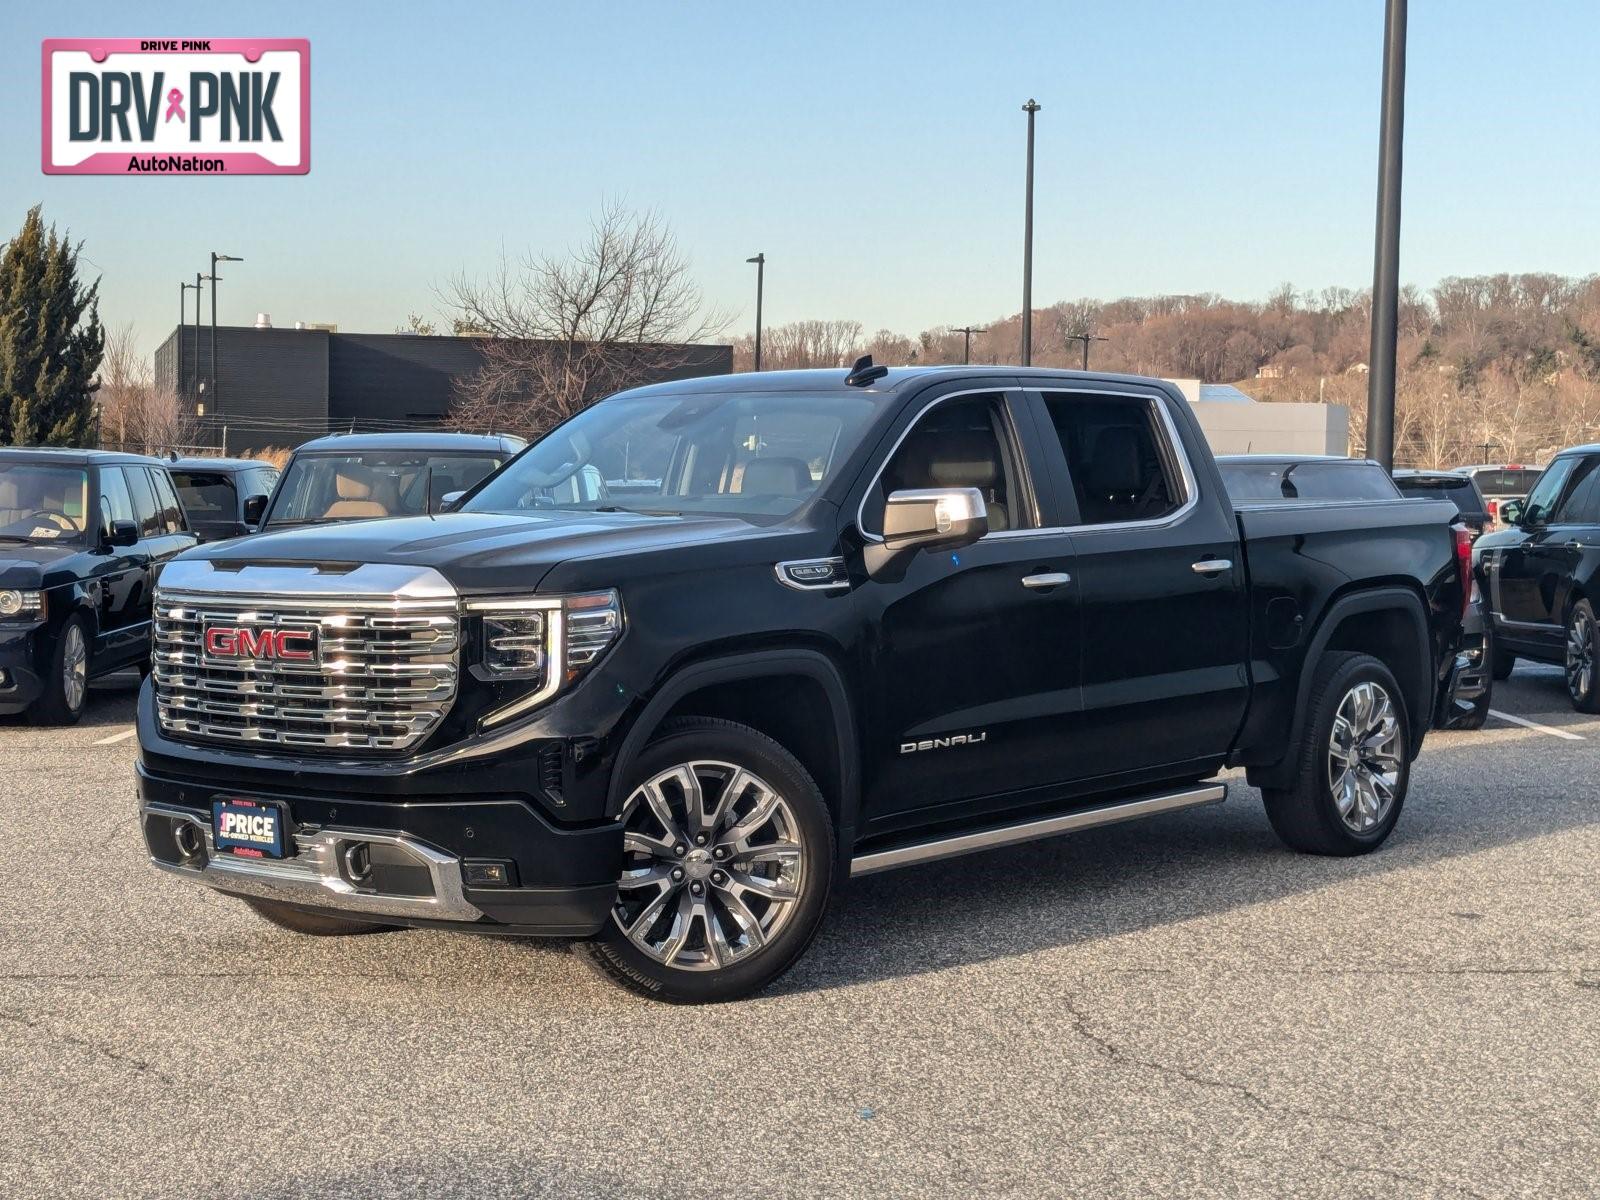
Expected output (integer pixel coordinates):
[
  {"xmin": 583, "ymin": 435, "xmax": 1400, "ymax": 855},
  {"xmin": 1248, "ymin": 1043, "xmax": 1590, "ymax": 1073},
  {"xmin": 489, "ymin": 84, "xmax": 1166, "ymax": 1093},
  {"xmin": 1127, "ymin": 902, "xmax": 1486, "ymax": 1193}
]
[
  {"xmin": 466, "ymin": 590, "xmax": 623, "ymax": 725},
  {"xmin": 0, "ymin": 590, "xmax": 43, "ymax": 619}
]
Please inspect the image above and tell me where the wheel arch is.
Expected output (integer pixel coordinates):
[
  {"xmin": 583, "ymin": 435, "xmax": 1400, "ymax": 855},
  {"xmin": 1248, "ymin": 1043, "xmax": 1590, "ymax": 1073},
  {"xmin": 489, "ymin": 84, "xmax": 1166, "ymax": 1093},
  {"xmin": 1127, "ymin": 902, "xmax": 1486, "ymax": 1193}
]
[
  {"xmin": 607, "ymin": 649, "xmax": 861, "ymax": 859},
  {"xmin": 1248, "ymin": 586, "xmax": 1432, "ymax": 791}
]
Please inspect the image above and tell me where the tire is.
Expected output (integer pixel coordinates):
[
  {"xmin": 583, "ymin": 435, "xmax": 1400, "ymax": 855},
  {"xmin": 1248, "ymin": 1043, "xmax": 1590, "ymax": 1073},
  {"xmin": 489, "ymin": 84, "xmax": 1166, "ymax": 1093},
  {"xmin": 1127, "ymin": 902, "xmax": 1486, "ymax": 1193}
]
[
  {"xmin": 1262, "ymin": 651, "xmax": 1410, "ymax": 856},
  {"xmin": 1564, "ymin": 600, "xmax": 1600, "ymax": 713},
  {"xmin": 576, "ymin": 716, "xmax": 836, "ymax": 1003},
  {"xmin": 240, "ymin": 897, "xmax": 396, "ymax": 937},
  {"xmin": 1491, "ymin": 646, "xmax": 1516, "ymax": 681},
  {"xmin": 29, "ymin": 614, "xmax": 90, "ymax": 726}
]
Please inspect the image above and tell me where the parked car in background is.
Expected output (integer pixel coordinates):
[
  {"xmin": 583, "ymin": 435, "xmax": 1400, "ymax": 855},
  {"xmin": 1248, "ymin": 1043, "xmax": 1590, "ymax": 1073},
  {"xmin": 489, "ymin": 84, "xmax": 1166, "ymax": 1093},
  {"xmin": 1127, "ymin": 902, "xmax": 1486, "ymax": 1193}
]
[
  {"xmin": 1475, "ymin": 447, "xmax": 1600, "ymax": 708},
  {"xmin": 168, "ymin": 457, "xmax": 281, "ymax": 543},
  {"xmin": 0, "ymin": 449, "xmax": 197, "ymax": 723},
  {"xmin": 1393, "ymin": 469, "xmax": 1492, "ymax": 540},
  {"xmin": 138, "ymin": 366, "xmax": 1468, "ymax": 1002},
  {"xmin": 1216, "ymin": 455, "xmax": 1402, "ymax": 503},
  {"xmin": 259, "ymin": 432, "xmax": 523, "ymax": 531},
  {"xmin": 1455, "ymin": 464, "xmax": 1543, "ymax": 530}
]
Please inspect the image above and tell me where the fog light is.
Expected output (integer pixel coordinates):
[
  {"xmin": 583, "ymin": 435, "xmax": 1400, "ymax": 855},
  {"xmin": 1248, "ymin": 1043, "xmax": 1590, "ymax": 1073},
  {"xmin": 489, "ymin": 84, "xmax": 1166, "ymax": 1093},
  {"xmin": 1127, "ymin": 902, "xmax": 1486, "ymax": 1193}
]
[
  {"xmin": 462, "ymin": 859, "xmax": 517, "ymax": 888},
  {"xmin": 0, "ymin": 669, "xmax": 10, "ymax": 688}
]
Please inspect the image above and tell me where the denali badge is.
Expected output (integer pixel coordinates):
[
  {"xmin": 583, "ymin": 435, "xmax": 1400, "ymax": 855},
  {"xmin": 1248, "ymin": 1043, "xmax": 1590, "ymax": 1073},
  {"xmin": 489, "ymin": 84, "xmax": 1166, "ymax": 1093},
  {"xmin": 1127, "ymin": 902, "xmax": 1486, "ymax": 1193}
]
[
  {"xmin": 202, "ymin": 624, "xmax": 318, "ymax": 663},
  {"xmin": 900, "ymin": 731, "xmax": 988, "ymax": 754}
]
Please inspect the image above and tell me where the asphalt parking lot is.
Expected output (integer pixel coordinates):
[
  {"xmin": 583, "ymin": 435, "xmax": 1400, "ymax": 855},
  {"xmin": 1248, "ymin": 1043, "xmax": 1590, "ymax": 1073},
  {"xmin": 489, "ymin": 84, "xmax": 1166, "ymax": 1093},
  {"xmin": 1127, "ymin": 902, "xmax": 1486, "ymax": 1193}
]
[{"xmin": 1, "ymin": 669, "xmax": 1596, "ymax": 1199}]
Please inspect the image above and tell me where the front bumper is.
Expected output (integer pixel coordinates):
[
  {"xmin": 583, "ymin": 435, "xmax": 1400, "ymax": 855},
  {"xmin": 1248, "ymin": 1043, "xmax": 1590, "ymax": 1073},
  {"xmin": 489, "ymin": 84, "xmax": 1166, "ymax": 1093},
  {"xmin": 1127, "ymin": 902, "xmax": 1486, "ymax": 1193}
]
[
  {"xmin": 0, "ymin": 624, "xmax": 46, "ymax": 714},
  {"xmin": 139, "ymin": 764, "xmax": 622, "ymax": 936}
]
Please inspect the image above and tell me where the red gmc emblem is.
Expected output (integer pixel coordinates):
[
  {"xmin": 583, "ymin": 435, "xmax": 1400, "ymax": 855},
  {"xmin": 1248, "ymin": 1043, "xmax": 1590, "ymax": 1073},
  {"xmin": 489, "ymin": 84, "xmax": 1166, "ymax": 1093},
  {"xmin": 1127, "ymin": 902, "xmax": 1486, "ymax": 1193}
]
[{"xmin": 202, "ymin": 624, "xmax": 319, "ymax": 664}]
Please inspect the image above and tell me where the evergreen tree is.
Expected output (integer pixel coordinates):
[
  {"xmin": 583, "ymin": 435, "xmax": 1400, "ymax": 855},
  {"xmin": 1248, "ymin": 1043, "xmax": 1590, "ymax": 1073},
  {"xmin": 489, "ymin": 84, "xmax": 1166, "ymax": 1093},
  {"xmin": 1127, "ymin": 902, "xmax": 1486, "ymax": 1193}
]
[{"xmin": 0, "ymin": 206, "xmax": 104, "ymax": 446}]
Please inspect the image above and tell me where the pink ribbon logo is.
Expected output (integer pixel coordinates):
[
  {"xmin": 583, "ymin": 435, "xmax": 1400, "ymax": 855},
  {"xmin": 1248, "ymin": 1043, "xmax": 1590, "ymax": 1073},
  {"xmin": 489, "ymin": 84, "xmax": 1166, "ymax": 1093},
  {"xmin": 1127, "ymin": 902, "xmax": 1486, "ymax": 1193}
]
[{"xmin": 164, "ymin": 88, "xmax": 185, "ymax": 123}]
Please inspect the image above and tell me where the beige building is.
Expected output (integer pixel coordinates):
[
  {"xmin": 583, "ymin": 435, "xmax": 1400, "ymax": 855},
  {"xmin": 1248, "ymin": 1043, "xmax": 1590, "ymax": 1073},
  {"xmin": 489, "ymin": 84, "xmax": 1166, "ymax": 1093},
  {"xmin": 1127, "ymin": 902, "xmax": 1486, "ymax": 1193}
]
[{"xmin": 1164, "ymin": 378, "xmax": 1350, "ymax": 456}]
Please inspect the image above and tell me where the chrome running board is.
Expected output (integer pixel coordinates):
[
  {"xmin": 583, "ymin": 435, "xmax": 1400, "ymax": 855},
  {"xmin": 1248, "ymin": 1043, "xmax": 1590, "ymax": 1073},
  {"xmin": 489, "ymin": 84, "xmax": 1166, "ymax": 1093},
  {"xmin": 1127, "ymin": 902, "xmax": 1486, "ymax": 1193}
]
[{"xmin": 849, "ymin": 782, "xmax": 1227, "ymax": 876}]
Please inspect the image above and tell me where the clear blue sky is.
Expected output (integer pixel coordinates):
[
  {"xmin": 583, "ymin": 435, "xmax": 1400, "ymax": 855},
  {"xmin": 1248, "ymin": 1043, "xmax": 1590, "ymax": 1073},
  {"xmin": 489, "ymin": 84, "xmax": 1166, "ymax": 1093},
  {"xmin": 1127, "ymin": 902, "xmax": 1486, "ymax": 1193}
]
[{"xmin": 4, "ymin": 0, "xmax": 1597, "ymax": 361}]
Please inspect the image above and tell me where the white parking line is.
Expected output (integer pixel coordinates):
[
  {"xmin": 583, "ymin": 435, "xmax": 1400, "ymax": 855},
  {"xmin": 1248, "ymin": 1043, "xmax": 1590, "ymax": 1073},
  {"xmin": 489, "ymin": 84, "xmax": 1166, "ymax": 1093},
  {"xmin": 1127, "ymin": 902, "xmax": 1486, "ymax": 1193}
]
[
  {"xmin": 1487, "ymin": 710, "xmax": 1585, "ymax": 741},
  {"xmin": 93, "ymin": 728, "xmax": 137, "ymax": 745}
]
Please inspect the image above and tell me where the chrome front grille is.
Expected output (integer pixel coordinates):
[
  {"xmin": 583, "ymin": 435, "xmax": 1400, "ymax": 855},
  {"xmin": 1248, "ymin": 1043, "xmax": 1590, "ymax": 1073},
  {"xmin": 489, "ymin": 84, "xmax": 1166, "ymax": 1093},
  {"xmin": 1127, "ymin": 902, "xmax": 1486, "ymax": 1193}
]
[{"xmin": 153, "ymin": 591, "xmax": 460, "ymax": 753}]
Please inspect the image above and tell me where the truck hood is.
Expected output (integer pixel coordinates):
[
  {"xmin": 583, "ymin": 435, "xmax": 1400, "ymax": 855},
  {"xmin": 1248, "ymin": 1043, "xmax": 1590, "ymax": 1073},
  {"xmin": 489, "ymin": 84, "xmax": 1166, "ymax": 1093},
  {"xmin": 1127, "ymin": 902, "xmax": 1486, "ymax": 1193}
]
[{"xmin": 184, "ymin": 509, "xmax": 762, "ymax": 593}]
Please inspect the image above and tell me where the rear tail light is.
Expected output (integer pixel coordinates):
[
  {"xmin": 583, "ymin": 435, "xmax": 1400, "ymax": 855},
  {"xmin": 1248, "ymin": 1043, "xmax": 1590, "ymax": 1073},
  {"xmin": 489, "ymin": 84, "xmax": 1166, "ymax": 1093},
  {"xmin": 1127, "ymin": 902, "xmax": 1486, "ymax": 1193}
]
[
  {"xmin": 1487, "ymin": 498, "xmax": 1500, "ymax": 521},
  {"xmin": 1454, "ymin": 524, "xmax": 1473, "ymax": 617}
]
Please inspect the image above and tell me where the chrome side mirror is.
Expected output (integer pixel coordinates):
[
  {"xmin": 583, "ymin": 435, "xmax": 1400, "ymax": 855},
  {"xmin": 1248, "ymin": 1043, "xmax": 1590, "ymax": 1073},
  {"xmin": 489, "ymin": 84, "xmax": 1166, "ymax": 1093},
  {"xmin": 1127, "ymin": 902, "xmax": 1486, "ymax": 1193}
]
[{"xmin": 864, "ymin": 487, "xmax": 989, "ymax": 580}]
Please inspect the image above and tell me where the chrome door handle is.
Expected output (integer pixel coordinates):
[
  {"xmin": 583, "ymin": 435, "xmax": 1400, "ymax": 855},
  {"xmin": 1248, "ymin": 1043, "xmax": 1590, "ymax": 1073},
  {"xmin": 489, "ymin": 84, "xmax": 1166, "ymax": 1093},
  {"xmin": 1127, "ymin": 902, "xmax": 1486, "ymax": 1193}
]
[
  {"xmin": 1565, "ymin": 540, "xmax": 1584, "ymax": 549},
  {"xmin": 1021, "ymin": 572, "xmax": 1071, "ymax": 590},
  {"xmin": 1191, "ymin": 558, "xmax": 1233, "ymax": 575}
]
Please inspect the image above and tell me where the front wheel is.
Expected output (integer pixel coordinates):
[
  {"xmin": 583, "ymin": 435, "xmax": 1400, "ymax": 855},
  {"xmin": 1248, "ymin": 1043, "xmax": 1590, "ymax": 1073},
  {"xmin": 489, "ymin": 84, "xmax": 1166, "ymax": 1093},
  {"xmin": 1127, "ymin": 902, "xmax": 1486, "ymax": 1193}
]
[
  {"xmin": 1565, "ymin": 600, "xmax": 1600, "ymax": 713},
  {"xmin": 1262, "ymin": 652, "xmax": 1410, "ymax": 856},
  {"xmin": 576, "ymin": 717, "xmax": 835, "ymax": 1003},
  {"xmin": 29, "ymin": 614, "xmax": 90, "ymax": 725}
]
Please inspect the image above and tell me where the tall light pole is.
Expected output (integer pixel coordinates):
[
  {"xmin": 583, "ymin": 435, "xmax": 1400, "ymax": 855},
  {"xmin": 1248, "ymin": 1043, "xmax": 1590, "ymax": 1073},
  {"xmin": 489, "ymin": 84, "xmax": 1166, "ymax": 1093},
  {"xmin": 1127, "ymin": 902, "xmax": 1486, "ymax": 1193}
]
[
  {"xmin": 745, "ymin": 253, "xmax": 765, "ymax": 371},
  {"xmin": 1064, "ymin": 331, "xmax": 1108, "ymax": 371},
  {"xmin": 1366, "ymin": 0, "xmax": 1406, "ymax": 468},
  {"xmin": 954, "ymin": 325, "xmax": 987, "ymax": 365},
  {"xmin": 1021, "ymin": 98, "xmax": 1041, "ymax": 366},
  {"xmin": 209, "ymin": 252, "xmax": 243, "ymax": 425},
  {"xmin": 179, "ymin": 280, "xmax": 199, "ymax": 408}
]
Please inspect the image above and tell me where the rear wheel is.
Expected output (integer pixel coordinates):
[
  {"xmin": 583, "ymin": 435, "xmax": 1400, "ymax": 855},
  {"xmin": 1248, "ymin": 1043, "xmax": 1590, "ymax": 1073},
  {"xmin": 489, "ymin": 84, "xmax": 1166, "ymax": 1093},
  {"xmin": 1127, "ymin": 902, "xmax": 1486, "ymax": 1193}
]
[
  {"xmin": 1262, "ymin": 652, "xmax": 1409, "ymax": 856},
  {"xmin": 577, "ymin": 717, "xmax": 835, "ymax": 1003},
  {"xmin": 240, "ymin": 897, "xmax": 395, "ymax": 937},
  {"xmin": 29, "ymin": 615, "xmax": 89, "ymax": 726},
  {"xmin": 1565, "ymin": 600, "xmax": 1600, "ymax": 712}
]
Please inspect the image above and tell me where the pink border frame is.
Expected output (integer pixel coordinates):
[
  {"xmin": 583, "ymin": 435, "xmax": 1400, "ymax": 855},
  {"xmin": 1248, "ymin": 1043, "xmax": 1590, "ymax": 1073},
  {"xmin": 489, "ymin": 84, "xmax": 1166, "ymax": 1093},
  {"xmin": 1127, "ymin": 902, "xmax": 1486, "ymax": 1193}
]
[{"xmin": 41, "ymin": 38, "xmax": 310, "ymax": 175}]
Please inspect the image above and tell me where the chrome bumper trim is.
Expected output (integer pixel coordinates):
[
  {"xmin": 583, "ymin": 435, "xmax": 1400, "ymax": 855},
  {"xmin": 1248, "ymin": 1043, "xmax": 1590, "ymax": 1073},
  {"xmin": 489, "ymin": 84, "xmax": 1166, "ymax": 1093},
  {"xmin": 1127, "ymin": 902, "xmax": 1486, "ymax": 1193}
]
[{"xmin": 145, "ymin": 804, "xmax": 485, "ymax": 923}]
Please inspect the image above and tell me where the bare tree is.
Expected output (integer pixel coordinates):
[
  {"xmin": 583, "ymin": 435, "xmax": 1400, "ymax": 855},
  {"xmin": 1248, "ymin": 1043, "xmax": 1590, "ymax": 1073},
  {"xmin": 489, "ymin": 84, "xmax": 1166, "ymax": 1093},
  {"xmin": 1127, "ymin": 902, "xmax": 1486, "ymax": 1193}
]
[
  {"xmin": 95, "ymin": 323, "xmax": 149, "ymax": 450},
  {"xmin": 443, "ymin": 204, "xmax": 725, "ymax": 436}
]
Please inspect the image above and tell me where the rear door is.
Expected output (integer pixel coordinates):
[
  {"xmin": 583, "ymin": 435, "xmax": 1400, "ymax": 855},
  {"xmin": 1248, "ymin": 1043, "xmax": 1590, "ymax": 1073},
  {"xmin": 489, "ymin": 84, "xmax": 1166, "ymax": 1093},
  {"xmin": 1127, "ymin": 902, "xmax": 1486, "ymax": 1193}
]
[{"xmin": 1027, "ymin": 386, "xmax": 1248, "ymax": 782}]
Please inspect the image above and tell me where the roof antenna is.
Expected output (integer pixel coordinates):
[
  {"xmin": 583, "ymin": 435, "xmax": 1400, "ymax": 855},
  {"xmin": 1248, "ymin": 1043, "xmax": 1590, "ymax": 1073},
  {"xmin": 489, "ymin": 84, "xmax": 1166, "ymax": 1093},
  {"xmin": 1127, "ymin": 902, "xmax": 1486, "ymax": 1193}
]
[{"xmin": 845, "ymin": 354, "xmax": 888, "ymax": 387}]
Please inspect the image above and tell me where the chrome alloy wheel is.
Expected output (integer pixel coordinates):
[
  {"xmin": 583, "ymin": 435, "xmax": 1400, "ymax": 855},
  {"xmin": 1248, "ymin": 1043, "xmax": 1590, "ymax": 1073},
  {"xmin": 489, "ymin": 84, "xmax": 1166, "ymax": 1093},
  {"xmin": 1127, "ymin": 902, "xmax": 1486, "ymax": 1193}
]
[
  {"xmin": 1568, "ymin": 609, "xmax": 1595, "ymax": 701},
  {"xmin": 1327, "ymin": 681, "xmax": 1402, "ymax": 833},
  {"xmin": 613, "ymin": 760, "xmax": 805, "ymax": 971},
  {"xmin": 61, "ymin": 623, "xmax": 88, "ymax": 712}
]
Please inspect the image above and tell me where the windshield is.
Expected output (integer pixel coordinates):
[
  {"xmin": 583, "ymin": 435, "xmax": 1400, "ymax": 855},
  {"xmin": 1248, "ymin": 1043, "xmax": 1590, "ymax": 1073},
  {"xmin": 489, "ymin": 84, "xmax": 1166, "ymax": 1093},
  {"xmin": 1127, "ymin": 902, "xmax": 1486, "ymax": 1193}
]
[
  {"xmin": 267, "ymin": 452, "xmax": 506, "ymax": 526},
  {"xmin": 1219, "ymin": 460, "xmax": 1401, "ymax": 503},
  {"xmin": 0, "ymin": 464, "xmax": 90, "ymax": 542},
  {"xmin": 465, "ymin": 391, "xmax": 880, "ymax": 521}
]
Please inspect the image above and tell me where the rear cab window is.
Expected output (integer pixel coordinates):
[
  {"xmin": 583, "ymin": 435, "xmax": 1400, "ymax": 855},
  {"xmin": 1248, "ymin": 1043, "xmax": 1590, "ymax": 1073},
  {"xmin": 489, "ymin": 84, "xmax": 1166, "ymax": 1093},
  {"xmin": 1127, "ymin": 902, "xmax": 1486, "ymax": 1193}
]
[
  {"xmin": 1219, "ymin": 460, "xmax": 1399, "ymax": 504},
  {"xmin": 172, "ymin": 470, "xmax": 239, "ymax": 519}
]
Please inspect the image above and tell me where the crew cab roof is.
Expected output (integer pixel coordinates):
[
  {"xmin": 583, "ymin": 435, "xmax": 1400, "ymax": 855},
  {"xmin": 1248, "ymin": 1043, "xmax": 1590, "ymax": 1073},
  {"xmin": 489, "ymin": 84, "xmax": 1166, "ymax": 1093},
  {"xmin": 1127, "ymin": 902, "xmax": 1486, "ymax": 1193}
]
[
  {"xmin": 608, "ymin": 365, "xmax": 1190, "ymax": 401},
  {"xmin": 290, "ymin": 431, "xmax": 525, "ymax": 454},
  {"xmin": 167, "ymin": 456, "xmax": 274, "ymax": 472}
]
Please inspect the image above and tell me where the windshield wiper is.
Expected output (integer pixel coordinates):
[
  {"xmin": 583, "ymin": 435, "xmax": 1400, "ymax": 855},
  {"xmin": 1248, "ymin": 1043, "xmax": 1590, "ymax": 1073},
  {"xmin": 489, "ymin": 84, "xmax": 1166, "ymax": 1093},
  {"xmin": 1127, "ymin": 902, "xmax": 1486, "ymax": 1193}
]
[{"xmin": 593, "ymin": 505, "xmax": 681, "ymax": 517}]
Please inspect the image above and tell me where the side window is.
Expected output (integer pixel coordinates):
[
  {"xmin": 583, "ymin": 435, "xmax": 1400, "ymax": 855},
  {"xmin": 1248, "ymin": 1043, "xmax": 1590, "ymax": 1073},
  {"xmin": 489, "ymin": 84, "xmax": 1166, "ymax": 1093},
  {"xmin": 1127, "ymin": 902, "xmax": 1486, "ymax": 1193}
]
[
  {"xmin": 866, "ymin": 393, "xmax": 1028, "ymax": 534},
  {"xmin": 1522, "ymin": 458, "xmax": 1577, "ymax": 526},
  {"xmin": 123, "ymin": 467, "xmax": 161, "ymax": 538},
  {"xmin": 150, "ymin": 469, "xmax": 186, "ymax": 533},
  {"xmin": 98, "ymin": 467, "xmax": 134, "ymax": 530},
  {"xmin": 1552, "ymin": 456, "xmax": 1600, "ymax": 524},
  {"xmin": 1039, "ymin": 393, "xmax": 1185, "ymax": 525}
]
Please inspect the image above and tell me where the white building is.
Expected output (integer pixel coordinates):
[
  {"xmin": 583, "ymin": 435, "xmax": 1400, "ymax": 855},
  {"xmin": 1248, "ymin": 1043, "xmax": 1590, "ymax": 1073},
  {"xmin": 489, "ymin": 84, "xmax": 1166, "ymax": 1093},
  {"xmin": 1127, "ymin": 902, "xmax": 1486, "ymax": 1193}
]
[{"xmin": 1164, "ymin": 378, "xmax": 1349, "ymax": 456}]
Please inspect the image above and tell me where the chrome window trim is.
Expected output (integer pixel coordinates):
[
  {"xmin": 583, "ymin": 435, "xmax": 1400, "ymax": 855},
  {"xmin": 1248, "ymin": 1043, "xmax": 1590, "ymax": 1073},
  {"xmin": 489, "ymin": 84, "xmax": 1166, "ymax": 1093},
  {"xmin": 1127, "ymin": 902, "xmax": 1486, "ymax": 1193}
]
[{"xmin": 855, "ymin": 386, "xmax": 1035, "ymax": 544}]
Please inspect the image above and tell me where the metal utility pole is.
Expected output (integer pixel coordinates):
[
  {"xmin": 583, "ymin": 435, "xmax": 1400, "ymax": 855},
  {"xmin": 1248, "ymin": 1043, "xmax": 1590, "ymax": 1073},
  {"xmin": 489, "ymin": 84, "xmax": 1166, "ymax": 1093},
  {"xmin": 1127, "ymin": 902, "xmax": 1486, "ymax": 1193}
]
[
  {"xmin": 954, "ymin": 325, "xmax": 987, "ymax": 365},
  {"xmin": 1021, "ymin": 98, "xmax": 1041, "ymax": 366},
  {"xmin": 1365, "ymin": 0, "xmax": 1407, "ymax": 468},
  {"xmin": 1064, "ymin": 331, "xmax": 1108, "ymax": 370},
  {"xmin": 209, "ymin": 252, "xmax": 243, "ymax": 419},
  {"xmin": 745, "ymin": 253, "xmax": 766, "ymax": 371},
  {"xmin": 180, "ymin": 279, "xmax": 201, "ymax": 404}
]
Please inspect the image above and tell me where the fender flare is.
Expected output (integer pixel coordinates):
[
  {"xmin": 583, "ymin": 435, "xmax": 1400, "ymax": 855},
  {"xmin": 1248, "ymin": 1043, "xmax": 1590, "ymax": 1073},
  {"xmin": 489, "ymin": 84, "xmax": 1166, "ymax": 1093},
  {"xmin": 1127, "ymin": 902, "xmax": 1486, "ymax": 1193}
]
[
  {"xmin": 606, "ymin": 649, "xmax": 861, "ymax": 858},
  {"xmin": 1249, "ymin": 586, "xmax": 1433, "ymax": 790}
]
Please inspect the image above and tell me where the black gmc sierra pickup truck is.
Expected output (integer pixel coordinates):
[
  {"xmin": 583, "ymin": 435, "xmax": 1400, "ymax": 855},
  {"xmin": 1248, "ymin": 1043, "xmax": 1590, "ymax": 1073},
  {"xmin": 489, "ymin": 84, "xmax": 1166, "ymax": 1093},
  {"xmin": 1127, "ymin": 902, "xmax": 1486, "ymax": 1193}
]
[{"xmin": 138, "ymin": 365, "xmax": 1469, "ymax": 1002}]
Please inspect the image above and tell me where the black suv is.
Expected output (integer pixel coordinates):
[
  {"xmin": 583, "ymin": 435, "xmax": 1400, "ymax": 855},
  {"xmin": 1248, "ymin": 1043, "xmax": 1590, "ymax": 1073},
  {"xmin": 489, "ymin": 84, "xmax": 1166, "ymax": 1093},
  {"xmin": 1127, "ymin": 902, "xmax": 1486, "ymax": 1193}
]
[
  {"xmin": 0, "ymin": 449, "xmax": 197, "ymax": 723},
  {"xmin": 1476, "ymin": 449, "xmax": 1600, "ymax": 706},
  {"xmin": 138, "ymin": 367, "xmax": 1466, "ymax": 1002},
  {"xmin": 168, "ymin": 457, "xmax": 281, "ymax": 543}
]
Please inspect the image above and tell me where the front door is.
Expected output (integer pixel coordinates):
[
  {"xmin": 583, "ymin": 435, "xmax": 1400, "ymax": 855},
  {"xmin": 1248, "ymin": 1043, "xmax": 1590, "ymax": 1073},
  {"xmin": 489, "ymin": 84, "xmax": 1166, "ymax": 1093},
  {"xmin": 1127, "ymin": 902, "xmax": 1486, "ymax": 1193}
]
[
  {"xmin": 856, "ymin": 386, "xmax": 1083, "ymax": 824},
  {"xmin": 1492, "ymin": 455, "xmax": 1593, "ymax": 654},
  {"xmin": 88, "ymin": 466, "xmax": 151, "ymax": 666},
  {"xmin": 1029, "ymin": 387, "xmax": 1248, "ymax": 783}
]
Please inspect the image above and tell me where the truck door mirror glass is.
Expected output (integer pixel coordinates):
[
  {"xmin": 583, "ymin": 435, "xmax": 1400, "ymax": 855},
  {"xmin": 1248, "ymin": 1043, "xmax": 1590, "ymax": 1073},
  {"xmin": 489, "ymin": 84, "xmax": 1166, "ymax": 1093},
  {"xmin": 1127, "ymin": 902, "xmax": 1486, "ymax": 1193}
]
[
  {"xmin": 1497, "ymin": 498, "xmax": 1524, "ymax": 526},
  {"xmin": 108, "ymin": 518, "xmax": 139, "ymax": 547},
  {"xmin": 864, "ymin": 487, "xmax": 988, "ymax": 580},
  {"xmin": 242, "ymin": 494, "xmax": 269, "ymax": 525},
  {"xmin": 438, "ymin": 490, "xmax": 466, "ymax": 513}
]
